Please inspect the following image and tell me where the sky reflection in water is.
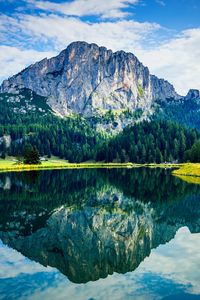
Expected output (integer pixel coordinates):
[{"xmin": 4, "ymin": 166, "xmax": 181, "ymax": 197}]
[
  {"xmin": 1, "ymin": 228, "xmax": 200, "ymax": 300},
  {"xmin": 0, "ymin": 169, "xmax": 200, "ymax": 300}
]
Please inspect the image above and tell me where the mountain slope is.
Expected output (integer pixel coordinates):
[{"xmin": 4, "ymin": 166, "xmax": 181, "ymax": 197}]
[
  {"xmin": 0, "ymin": 88, "xmax": 52, "ymax": 120},
  {"xmin": 154, "ymin": 89, "xmax": 200, "ymax": 130},
  {"xmin": 0, "ymin": 41, "xmax": 199, "ymax": 163},
  {"xmin": 0, "ymin": 41, "xmax": 180, "ymax": 116}
]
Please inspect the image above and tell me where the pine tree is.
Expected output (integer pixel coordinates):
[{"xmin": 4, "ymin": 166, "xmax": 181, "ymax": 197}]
[
  {"xmin": 23, "ymin": 146, "xmax": 41, "ymax": 164},
  {"xmin": 0, "ymin": 140, "xmax": 6, "ymax": 159}
]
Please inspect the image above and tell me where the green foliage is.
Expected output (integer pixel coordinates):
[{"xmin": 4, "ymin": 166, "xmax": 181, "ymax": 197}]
[
  {"xmin": 120, "ymin": 108, "xmax": 143, "ymax": 120},
  {"xmin": 0, "ymin": 139, "xmax": 6, "ymax": 159},
  {"xmin": 0, "ymin": 88, "xmax": 52, "ymax": 122},
  {"xmin": 96, "ymin": 120, "xmax": 199, "ymax": 163},
  {"xmin": 0, "ymin": 90, "xmax": 199, "ymax": 163},
  {"xmin": 23, "ymin": 146, "xmax": 41, "ymax": 164},
  {"xmin": 155, "ymin": 98, "xmax": 200, "ymax": 130},
  {"xmin": 0, "ymin": 102, "xmax": 105, "ymax": 162},
  {"xmin": 89, "ymin": 108, "xmax": 143, "ymax": 128},
  {"xmin": 138, "ymin": 84, "xmax": 144, "ymax": 97},
  {"xmin": 184, "ymin": 140, "xmax": 200, "ymax": 162}
]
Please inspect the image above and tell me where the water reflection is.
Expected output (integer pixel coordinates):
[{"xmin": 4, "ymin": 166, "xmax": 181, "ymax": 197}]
[
  {"xmin": 1, "ymin": 228, "xmax": 200, "ymax": 300},
  {"xmin": 0, "ymin": 168, "xmax": 200, "ymax": 298}
]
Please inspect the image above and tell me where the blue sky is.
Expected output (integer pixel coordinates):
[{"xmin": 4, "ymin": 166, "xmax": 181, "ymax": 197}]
[
  {"xmin": 133, "ymin": 0, "xmax": 200, "ymax": 30},
  {"xmin": 0, "ymin": 0, "xmax": 200, "ymax": 94}
]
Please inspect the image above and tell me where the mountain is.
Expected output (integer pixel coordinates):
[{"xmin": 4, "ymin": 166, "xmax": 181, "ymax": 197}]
[
  {"xmin": 0, "ymin": 88, "xmax": 52, "ymax": 116},
  {"xmin": 155, "ymin": 88, "xmax": 200, "ymax": 130},
  {"xmin": 0, "ymin": 41, "xmax": 180, "ymax": 116},
  {"xmin": 185, "ymin": 89, "xmax": 200, "ymax": 101},
  {"xmin": 0, "ymin": 41, "xmax": 199, "ymax": 162}
]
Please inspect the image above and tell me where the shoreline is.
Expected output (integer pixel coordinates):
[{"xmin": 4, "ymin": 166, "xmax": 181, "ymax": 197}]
[
  {"xmin": 171, "ymin": 163, "xmax": 200, "ymax": 177},
  {"xmin": 1, "ymin": 159, "xmax": 200, "ymax": 184},
  {"xmin": 0, "ymin": 159, "xmax": 181, "ymax": 173},
  {"xmin": 0, "ymin": 159, "xmax": 200, "ymax": 180},
  {"xmin": 0, "ymin": 162, "xmax": 139, "ymax": 173}
]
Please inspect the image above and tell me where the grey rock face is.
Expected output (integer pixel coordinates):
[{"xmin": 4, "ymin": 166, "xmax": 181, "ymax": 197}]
[
  {"xmin": 185, "ymin": 89, "xmax": 200, "ymax": 101},
  {"xmin": 0, "ymin": 41, "xmax": 180, "ymax": 116}
]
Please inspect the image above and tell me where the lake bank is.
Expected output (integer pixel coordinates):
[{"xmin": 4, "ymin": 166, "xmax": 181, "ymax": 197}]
[
  {"xmin": 0, "ymin": 159, "xmax": 179, "ymax": 173},
  {"xmin": 171, "ymin": 163, "xmax": 200, "ymax": 185},
  {"xmin": 0, "ymin": 159, "xmax": 200, "ymax": 178},
  {"xmin": 0, "ymin": 159, "xmax": 178, "ymax": 172},
  {"xmin": 0, "ymin": 159, "xmax": 140, "ymax": 172},
  {"xmin": 171, "ymin": 163, "xmax": 200, "ymax": 177}
]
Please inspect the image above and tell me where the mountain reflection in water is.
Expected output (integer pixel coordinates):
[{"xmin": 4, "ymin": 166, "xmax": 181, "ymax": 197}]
[{"xmin": 0, "ymin": 168, "xmax": 200, "ymax": 286}]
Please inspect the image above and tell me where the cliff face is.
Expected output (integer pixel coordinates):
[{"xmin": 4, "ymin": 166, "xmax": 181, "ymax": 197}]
[
  {"xmin": 184, "ymin": 89, "xmax": 200, "ymax": 101},
  {"xmin": 0, "ymin": 41, "xmax": 180, "ymax": 116}
]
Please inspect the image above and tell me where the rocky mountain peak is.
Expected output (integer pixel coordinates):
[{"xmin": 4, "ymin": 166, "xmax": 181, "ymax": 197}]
[
  {"xmin": 0, "ymin": 41, "xmax": 180, "ymax": 116},
  {"xmin": 185, "ymin": 89, "xmax": 200, "ymax": 100}
]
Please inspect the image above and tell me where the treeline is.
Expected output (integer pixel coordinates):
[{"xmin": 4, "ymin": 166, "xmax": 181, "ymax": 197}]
[
  {"xmin": 0, "ymin": 113, "xmax": 106, "ymax": 162},
  {"xmin": 155, "ymin": 98, "xmax": 200, "ymax": 130},
  {"xmin": 0, "ymin": 110, "xmax": 199, "ymax": 163},
  {"xmin": 184, "ymin": 140, "xmax": 200, "ymax": 162},
  {"xmin": 96, "ymin": 120, "xmax": 199, "ymax": 163}
]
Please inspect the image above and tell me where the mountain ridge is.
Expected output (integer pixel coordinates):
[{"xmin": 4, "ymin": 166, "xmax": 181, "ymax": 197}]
[
  {"xmin": 0, "ymin": 41, "xmax": 180, "ymax": 116},
  {"xmin": 0, "ymin": 41, "xmax": 200, "ymax": 162}
]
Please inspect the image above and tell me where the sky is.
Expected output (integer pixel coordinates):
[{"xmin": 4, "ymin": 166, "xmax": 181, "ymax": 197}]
[{"xmin": 0, "ymin": 0, "xmax": 200, "ymax": 95}]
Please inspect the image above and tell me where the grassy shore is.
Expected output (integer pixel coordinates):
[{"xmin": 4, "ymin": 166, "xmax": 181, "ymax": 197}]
[
  {"xmin": 0, "ymin": 158, "xmax": 179, "ymax": 173},
  {"xmin": 172, "ymin": 163, "xmax": 200, "ymax": 177},
  {"xmin": 0, "ymin": 158, "xmax": 141, "ymax": 172},
  {"xmin": 0, "ymin": 158, "xmax": 200, "ymax": 180}
]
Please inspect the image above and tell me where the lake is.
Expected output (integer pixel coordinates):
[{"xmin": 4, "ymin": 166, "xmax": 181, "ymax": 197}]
[{"xmin": 0, "ymin": 168, "xmax": 200, "ymax": 300}]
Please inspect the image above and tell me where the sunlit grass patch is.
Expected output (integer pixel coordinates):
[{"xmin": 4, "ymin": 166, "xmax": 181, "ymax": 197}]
[
  {"xmin": 172, "ymin": 163, "xmax": 200, "ymax": 177},
  {"xmin": 0, "ymin": 159, "xmax": 138, "ymax": 172}
]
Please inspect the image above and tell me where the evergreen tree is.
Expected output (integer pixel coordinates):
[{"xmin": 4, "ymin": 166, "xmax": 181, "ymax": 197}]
[
  {"xmin": 0, "ymin": 140, "xmax": 6, "ymax": 159},
  {"xmin": 184, "ymin": 140, "xmax": 200, "ymax": 162},
  {"xmin": 23, "ymin": 146, "xmax": 41, "ymax": 164}
]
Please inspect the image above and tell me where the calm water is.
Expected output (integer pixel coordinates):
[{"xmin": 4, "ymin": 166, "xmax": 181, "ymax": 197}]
[{"xmin": 0, "ymin": 168, "xmax": 200, "ymax": 300}]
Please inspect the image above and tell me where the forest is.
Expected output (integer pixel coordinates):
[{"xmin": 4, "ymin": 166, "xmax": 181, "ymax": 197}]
[
  {"xmin": 0, "ymin": 107, "xmax": 199, "ymax": 163},
  {"xmin": 155, "ymin": 97, "xmax": 200, "ymax": 130}
]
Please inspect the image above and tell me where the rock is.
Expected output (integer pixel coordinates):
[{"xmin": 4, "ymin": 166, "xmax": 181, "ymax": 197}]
[
  {"xmin": 0, "ymin": 41, "xmax": 180, "ymax": 116},
  {"xmin": 184, "ymin": 89, "xmax": 200, "ymax": 101},
  {"xmin": 0, "ymin": 135, "xmax": 11, "ymax": 148}
]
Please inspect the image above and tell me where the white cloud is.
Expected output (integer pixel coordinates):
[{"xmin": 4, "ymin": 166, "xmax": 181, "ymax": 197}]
[
  {"xmin": 155, "ymin": 0, "xmax": 166, "ymax": 6},
  {"xmin": 0, "ymin": 13, "xmax": 160, "ymax": 51},
  {"xmin": 0, "ymin": 45, "xmax": 55, "ymax": 83},
  {"xmin": 31, "ymin": 0, "xmax": 139, "ymax": 19},
  {"xmin": 0, "ymin": 5, "xmax": 199, "ymax": 95},
  {"xmin": 0, "ymin": 12, "xmax": 160, "ymax": 82},
  {"xmin": 137, "ymin": 28, "xmax": 200, "ymax": 95},
  {"xmin": 138, "ymin": 227, "xmax": 200, "ymax": 294}
]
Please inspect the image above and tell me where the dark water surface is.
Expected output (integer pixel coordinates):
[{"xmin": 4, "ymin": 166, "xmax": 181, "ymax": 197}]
[{"xmin": 0, "ymin": 168, "xmax": 200, "ymax": 300}]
